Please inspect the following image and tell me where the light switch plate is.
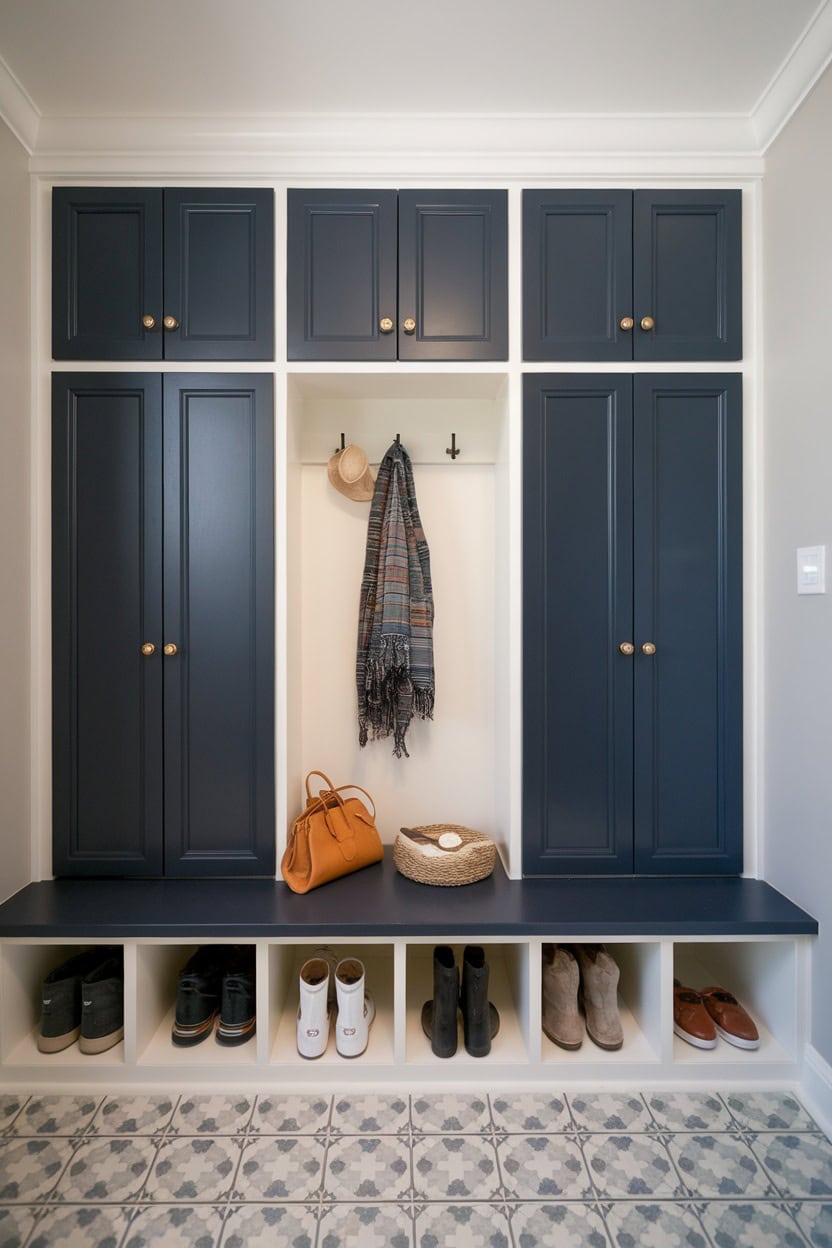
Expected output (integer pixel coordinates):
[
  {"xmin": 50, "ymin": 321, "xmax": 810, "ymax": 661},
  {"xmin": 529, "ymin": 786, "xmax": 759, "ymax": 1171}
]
[{"xmin": 797, "ymin": 545, "xmax": 826, "ymax": 594}]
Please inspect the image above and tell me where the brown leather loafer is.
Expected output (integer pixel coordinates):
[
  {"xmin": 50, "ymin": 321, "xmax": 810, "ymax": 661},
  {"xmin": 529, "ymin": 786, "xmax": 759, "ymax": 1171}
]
[
  {"xmin": 701, "ymin": 987, "xmax": 760, "ymax": 1050},
  {"xmin": 673, "ymin": 979, "xmax": 717, "ymax": 1049}
]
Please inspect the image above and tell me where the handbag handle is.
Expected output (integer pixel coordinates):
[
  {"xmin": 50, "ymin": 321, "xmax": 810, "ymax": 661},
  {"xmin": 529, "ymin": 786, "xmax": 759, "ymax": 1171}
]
[{"xmin": 304, "ymin": 770, "xmax": 377, "ymax": 821}]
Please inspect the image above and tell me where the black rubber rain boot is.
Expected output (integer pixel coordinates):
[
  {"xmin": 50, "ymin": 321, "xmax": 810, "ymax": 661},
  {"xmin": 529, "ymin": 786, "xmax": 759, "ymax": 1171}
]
[
  {"xmin": 421, "ymin": 945, "xmax": 459, "ymax": 1057},
  {"xmin": 460, "ymin": 945, "xmax": 500, "ymax": 1057}
]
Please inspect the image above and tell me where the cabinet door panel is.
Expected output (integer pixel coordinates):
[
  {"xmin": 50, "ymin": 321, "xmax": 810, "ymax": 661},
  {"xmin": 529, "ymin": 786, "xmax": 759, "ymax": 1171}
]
[
  {"xmin": 523, "ymin": 375, "xmax": 634, "ymax": 874},
  {"xmin": 287, "ymin": 190, "xmax": 397, "ymax": 361},
  {"xmin": 52, "ymin": 375, "xmax": 164, "ymax": 875},
  {"xmin": 523, "ymin": 190, "xmax": 633, "ymax": 361},
  {"xmin": 163, "ymin": 375, "xmax": 275, "ymax": 876},
  {"xmin": 52, "ymin": 189, "xmax": 163, "ymax": 360},
  {"xmin": 163, "ymin": 189, "xmax": 274, "ymax": 361},
  {"xmin": 398, "ymin": 190, "xmax": 507, "ymax": 361},
  {"xmin": 633, "ymin": 375, "xmax": 742, "ymax": 873},
  {"xmin": 633, "ymin": 191, "xmax": 742, "ymax": 361}
]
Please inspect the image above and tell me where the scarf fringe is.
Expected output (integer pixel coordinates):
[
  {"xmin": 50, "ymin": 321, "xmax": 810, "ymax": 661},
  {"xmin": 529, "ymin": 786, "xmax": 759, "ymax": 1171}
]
[{"xmin": 358, "ymin": 635, "xmax": 435, "ymax": 758}]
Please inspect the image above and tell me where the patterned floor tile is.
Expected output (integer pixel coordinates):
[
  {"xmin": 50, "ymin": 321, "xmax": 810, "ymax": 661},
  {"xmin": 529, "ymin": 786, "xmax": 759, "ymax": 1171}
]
[
  {"xmin": 603, "ymin": 1201, "xmax": 707, "ymax": 1248},
  {"xmin": 413, "ymin": 1203, "xmax": 509, "ymax": 1248},
  {"xmin": 0, "ymin": 1204, "xmax": 38, "ymax": 1247},
  {"xmin": 645, "ymin": 1091, "xmax": 734, "ymax": 1133},
  {"xmin": 326, "ymin": 1138, "xmax": 411, "ymax": 1202},
  {"xmin": 169, "ymin": 1095, "xmax": 254, "ymax": 1136},
  {"xmin": 413, "ymin": 1136, "xmax": 500, "ymax": 1202},
  {"xmin": 583, "ymin": 1134, "xmax": 681, "ymax": 1199},
  {"xmin": 0, "ymin": 1099, "xmax": 27, "ymax": 1137},
  {"xmin": 88, "ymin": 1095, "xmax": 176, "ymax": 1137},
  {"xmin": 222, "ymin": 1203, "xmax": 319, "ymax": 1247},
  {"xmin": 250, "ymin": 1095, "xmax": 331, "ymax": 1136},
  {"xmin": 753, "ymin": 1133, "xmax": 832, "ymax": 1197},
  {"xmin": 233, "ymin": 1136, "xmax": 325, "ymax": 1202},
  {"xmin": 142, "ymin": 1136, "xmax": 239, "ymax": 1203},
  {"xmin": 490, "ymin": 1093, "xmax": 571, "ymax": 1134},
  {"xmin": 27, "ymin": 1204, "xmax": 130, "ymax": 1248},
  {"xmin": 0, "ymin": 1139, "xmax": 74, "ymax": 1203},
  {"xmin": 724, "ymin": 1091, "xmax": 818, "ymax": 1133},
  {"xmin": 669, "ymin": 1133, "xmax": 776, "ymax": 1198},
  {"xmin": 411, "ymin": 1095, "xmax": 489, "ymax": 1136},
  {"xmin": 497, "ymin": 1135, "xmax": 592, "ymax": 1201},
  {"xmin": 508, "ymin": 1201, "xmax": 609, "ymax": 1247},
  {"xmin": 53, "ymin": 1138, "xmax": 157, "ymax": 1204},
  {"xmin": 319, "ymin": 1201, "xmax": 413, "ymax": 1247},
  {"xmin": 332, "ymin": 1095, "xmax": 409, "ymax": 1136},
  {"xmin": 10, "ymin": 1097, "xmax": 100, "ymax": 1138},
  {"xmin": 122, "ymin": 1204, "xmax": 225, "ymax": 1247},
  {"xmin": 699, "ymin": 1201, "xmax": 808, "ymax": 1248},
  {"xmin": 793, "ymin": 1200, "xmax": 832, "ymax": 1246},
  {"xmin": 568, "ymin": 1094, "xmax": 652, "ymax": 1133}
]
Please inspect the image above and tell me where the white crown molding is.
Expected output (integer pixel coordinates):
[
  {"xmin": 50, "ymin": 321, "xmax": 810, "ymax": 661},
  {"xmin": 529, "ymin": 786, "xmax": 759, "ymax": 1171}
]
[
  {"xmin": 752, "ymin": 0, "xmax": 832, "ymax": 151},
  {"xmin": 0, "ymin": 53, "xmax": 40, "ymax": 153}
]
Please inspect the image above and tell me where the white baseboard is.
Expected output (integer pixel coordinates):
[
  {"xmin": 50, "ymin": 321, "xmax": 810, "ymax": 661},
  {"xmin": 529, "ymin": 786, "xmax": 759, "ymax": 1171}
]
[{"xmin": 801, "ymin": 1043, "xmax": 832, "ymax": 1139}]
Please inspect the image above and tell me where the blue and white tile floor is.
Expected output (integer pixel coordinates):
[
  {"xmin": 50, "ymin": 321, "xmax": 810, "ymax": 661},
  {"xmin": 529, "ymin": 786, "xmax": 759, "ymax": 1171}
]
[{"xmin": 0, "ymin": 1090, "xmax": 829, "ymax": 1245}]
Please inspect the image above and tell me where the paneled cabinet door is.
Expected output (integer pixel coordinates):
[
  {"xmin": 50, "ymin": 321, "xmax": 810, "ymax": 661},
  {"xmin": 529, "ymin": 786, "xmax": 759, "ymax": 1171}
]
[
  {"xmin": 523, "ymin": 373, "xmax": 742, "ymax": 876},
  {"xmin": 52, "ymin": 374, "xmax": 275, "ymax": 879},
  {"xmin": 523, "ymin": 189, "xmax": 741, "ymax": 362},
  {"xmin": 52, "ymin": 188, "xmax": 274, "ymax": 361}
]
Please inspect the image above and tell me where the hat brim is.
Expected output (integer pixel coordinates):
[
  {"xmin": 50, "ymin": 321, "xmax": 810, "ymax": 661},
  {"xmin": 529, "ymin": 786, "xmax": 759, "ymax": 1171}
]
[{"xmin": 327, "ymin": 451, "xmax": 377, "ymax": 502}]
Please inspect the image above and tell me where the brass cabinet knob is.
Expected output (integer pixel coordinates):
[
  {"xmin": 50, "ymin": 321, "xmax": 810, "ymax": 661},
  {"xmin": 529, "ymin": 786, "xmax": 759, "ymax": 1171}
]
[
  {"xmin": 619, "ymin": 316, "xmax": 634, "ymax": 331},
  {"xmin": 619, "ymin": 642, "xmax": 635, "ymax": 656},
  {"xmin": 641, "ymin": 641, "xmax": 657, "ymax": 656},
  {"xmin": 142, "ymin": 314, "xmax": 156, "ymax": 330},
  {"xmin": 140, "ymin": 642, "xmax": 156, "ymax": 657},
  {"xmin": 402, "ymin": 317, "xmax": 416, "ymax": 334},
  {"xmin": 379, "ymin": 317, "xmax": 394, "ymax": 333},
  {"xmin": 162, "ymin": 315, "xmax": 179, "ymax": 331},
  {"xmin": 640, "ymin": 316, "xmax": 655, "ymax": 331},
  {"xmin": 162, "ymin": 643, "xmax": 178, "ymax": 657}
]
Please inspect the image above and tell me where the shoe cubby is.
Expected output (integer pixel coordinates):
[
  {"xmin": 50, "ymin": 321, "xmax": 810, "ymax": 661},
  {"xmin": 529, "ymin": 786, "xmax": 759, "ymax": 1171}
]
[
  {"xmin": 0, "ymin": 942, "xmax": 125, "ymax": 1068},
  {"xmin": 540, "ymin": 941, "xmax": 662, "ymax": 1067},
  {"xmin": 404, "ymin": 941, "xmax": 531, "ymax": 1066},
  {"xmin": 268, "ymin": 941, "xmax": 396, "ymax": 1066},
  {"xmin": 135, "ymin": 942, "xmax": 258, "ymax": 1068}
]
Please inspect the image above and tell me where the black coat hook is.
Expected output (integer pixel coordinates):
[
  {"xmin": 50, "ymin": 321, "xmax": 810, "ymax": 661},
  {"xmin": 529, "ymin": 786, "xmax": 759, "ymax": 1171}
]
[
  {"xmin": 445, "ymin": 433, "xmax": 461, "ymax": 460},
  {"xmin": 334, "ymin": 432, "xmax": 345, "ymax": 454},
  {"xmin": 395, "ymin": 434, "xmax": 401, "ymax": 446}
]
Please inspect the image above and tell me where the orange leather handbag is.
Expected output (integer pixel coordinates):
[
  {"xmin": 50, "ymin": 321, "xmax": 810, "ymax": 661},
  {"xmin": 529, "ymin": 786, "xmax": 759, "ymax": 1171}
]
[{"xmin": 281, "ymin": 771, "xmax": 384, "ymax": 894}]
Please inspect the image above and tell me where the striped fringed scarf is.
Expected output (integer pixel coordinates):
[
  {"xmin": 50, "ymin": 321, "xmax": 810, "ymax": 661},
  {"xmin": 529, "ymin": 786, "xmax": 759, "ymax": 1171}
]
[{"xmin": 356, "ymin": 440, "xmax": 435, "ymax": 758}]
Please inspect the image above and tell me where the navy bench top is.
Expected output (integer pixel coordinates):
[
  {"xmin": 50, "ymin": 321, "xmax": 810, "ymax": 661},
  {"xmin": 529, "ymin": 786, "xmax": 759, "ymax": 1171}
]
[{"xmin": 0, "ymin": 860, "xmax": 817, "ymax": 938}]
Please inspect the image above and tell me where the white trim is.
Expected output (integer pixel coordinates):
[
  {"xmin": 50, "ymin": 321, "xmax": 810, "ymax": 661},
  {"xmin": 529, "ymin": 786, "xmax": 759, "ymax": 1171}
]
[
  {"xmin": 0, "ymin": 53, "xmax": 40, "ymax": 154},
  {"xmin": 753, "ymin": 0, "xmax": 832, "ymax": 152},
  {"xmin": 802, "ymin": 1043, "xmax": 832, "ymax": 1140}
]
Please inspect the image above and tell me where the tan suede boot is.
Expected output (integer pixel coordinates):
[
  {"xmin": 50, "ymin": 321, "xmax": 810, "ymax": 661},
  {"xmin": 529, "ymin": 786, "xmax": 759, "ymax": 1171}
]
[
  {"xmin": 576, "ymin": 945, "xmax": 624, "ymax": 1051},
  {"xmin": 541, "ymin": 944, "xmax": 583, "ymax": 1050}
]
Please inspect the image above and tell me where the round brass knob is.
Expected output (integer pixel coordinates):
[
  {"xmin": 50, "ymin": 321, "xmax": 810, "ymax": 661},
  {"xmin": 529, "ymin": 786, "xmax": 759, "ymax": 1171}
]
[
  {"xmin": 640, "ymin": 316, "xmax": 655, "ymax": 331},
  {"xmin": 142, "ymin": 314, "xmax": 156, "ymax": 331},
  {"xmin": 641, "ymin": 642, "xmax": 657, "ymax": 656},
  {"xmin": 379, "ymin": 317, "xmax": 394, "ymax": 334},
  {"xmin": 163, "ymin": 643, "xmax": 178, "ymax": 657},
  {"xmin": 402, "ymin": 317, "xmax": 416, "ymax": 334},
  {"xmin": 162, "ymin": 315, "xmax": 179, "ymax": 331},
  {"xmin": 619, "ymin": 642, "xmax": 635, "ymax": 656},
  {"xmin": 140, "ymin": 642, "xmax": 156, "ymax": 657},
  {"xmin": 619, "ymin": 316, "xmax": 634, "ymax": 331}
]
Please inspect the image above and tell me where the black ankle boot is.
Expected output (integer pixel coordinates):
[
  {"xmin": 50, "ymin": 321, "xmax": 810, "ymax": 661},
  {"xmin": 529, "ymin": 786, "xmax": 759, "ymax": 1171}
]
[
  {"xmin": 460, "ymin": 945, "xmax": 500, "ymax": 1057},
  {"xmin": 421, "ymin": 945, "xmax": 459, "ymax": 1058}
]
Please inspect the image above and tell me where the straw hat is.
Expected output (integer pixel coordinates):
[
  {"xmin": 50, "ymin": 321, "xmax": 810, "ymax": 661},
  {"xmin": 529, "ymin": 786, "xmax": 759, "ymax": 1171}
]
[{"xmin": 327, "ymin": 444, "xmax": 377, "ymax": 502}]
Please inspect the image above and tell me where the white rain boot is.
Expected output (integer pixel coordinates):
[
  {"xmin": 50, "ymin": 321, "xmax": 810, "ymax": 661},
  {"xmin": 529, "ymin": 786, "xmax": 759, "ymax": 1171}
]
[
  {"xmin": 297, "ymin": 957, "xmax": 332, "ymax": 1059},
  {"xmin": 335, "ymin": 957, "xmax": 375, "ymax": 1058}
]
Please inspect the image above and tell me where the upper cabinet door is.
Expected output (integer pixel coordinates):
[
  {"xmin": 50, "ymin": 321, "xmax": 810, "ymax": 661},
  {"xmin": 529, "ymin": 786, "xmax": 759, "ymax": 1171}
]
[
  {"xmin": 163, "ymin": 189, "xmax": 274, "ymax": 361},
  {"xmin": 633, "ymin": 191, "xmax": 742, "ymax": 362},
  {"xmin": 52, "ymin": 189, "xmax": 163, "ymax": 361},
  {"xmin": 522, "ymin": 191, "xmax": 633, "ymax": 362},
  {"xmin": 287, "ymin": 189, "xmax": 398, "ymax": 361},
  {"xmin": 398, "ymin": 190, "xmax": 508, "ymax": 361}
]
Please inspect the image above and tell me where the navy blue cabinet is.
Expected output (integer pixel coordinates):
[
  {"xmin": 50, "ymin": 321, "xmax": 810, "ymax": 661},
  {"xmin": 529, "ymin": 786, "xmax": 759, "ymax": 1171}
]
[
  {"xmin": 287, "ymin": 189, "xmax": 507, "ymax": 361},
  {"xmin": 523, "ymin": 373, "xmax": 742, "ymax": 876},
  {"xmin": 52, "ymin": 374, "xmax": 275, "ymax": 878},
  {"xmin": 52, "ymin": 188, "xmax": 274, "ymax": 361},
  {"xmin": 523, "ymin": 190, "xmax": 741, "ymax": 362}
]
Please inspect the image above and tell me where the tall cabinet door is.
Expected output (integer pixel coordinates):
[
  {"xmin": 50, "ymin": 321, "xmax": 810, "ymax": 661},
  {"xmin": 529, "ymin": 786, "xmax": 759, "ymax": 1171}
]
[
  {"xmin": 523, "ymin": 375, "xmax": 635, "ymax": 875},
  {"xmin": 633, "ymin": 375, "xmax": 743, "ymax": 873},
  {"xmin": 52, "ymin": 375, "xmax": 164, "ymax": 875},
  {"xmin": 162, "ymin": 375, "xmax": 275, "ymax": 876}
]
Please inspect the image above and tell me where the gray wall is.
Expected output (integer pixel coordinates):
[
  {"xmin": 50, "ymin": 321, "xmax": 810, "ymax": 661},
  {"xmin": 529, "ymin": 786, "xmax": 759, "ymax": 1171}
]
[
  {"xmin": 0, "ymin": 118, "xmax": 31, "ymax": 901},
  {"xmin": 763, "ymin": 64, "xmax": 832, "ymax": 1067}
]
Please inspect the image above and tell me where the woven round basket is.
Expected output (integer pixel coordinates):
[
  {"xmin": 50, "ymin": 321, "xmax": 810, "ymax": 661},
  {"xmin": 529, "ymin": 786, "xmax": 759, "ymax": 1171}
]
[{"xmin": 393, "ymin": 824, "xmax": 497, "ymax": 887}]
